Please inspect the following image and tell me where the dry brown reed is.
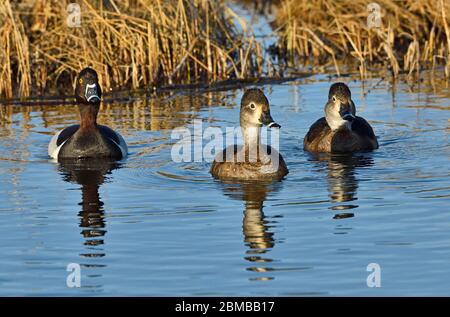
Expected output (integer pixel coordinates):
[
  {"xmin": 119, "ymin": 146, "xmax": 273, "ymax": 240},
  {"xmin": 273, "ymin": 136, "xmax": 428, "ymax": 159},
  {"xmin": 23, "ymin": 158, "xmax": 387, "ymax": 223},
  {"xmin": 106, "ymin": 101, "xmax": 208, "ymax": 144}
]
[
  {"xmin": 272, "ymin": 0, "xmax": 450, "ymax": 79},
  {"xmin": 0, "ymin": 0, "xmax": 264, "ymax": 99},
  {"xmin": 1, "ymin": 0, "xmax": 449, "ymax": 100}
]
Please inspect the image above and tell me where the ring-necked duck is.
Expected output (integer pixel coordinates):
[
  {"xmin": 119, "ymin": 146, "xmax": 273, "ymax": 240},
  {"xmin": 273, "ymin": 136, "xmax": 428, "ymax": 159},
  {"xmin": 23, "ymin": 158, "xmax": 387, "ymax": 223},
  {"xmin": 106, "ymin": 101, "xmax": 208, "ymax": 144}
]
[
  {"xmin": 210, "ymin": 88, "xmax": 288, "ymax": 181},
  {"xmin": 48, "ymin": 68, "xmax": 127, "ymax": 160},
  {"xmin": 304, "ymin": 82, "xmax": 378, "ymax": 153}
]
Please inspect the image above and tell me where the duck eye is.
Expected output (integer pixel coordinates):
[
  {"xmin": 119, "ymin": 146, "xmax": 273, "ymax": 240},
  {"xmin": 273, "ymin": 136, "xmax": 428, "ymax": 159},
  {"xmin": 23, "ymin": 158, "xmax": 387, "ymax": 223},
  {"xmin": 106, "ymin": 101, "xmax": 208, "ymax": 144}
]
[
  {"xmin": 79, "ymin": 78, "xmax": 83, "ymax": 84},
  {"xmin": 332, "ymin": 96, "xmax": 337, "ymax": 102},
  {"xmin": 249, "ymin": 103, "xmax": 256, "ymax": 110}
]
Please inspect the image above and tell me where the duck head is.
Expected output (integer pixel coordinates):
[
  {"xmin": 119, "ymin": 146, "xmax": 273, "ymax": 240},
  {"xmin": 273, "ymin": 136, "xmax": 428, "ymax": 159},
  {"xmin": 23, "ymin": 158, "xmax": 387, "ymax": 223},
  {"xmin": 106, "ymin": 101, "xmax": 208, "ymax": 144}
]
[
  {"xmin": 325, "ymin": 83, "xmax": 356, "ymax": 131},
  {"xmin": 75, "ymin": 68, "xmax": 102, "ymax": 128},
  {"xmin": 75, "ymin": 67, "xmax": 102, "ymax": 104},
  {"xmin": 240, "ymin": 88, "xmax": 280, "ymax": 129}
]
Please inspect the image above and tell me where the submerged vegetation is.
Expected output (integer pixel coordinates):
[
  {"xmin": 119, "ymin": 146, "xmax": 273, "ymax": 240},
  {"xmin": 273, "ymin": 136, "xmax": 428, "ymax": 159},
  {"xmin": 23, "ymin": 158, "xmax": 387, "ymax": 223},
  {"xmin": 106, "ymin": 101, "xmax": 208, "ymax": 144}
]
[
  {"xmin": 0, "ymin": 0, "xmax": 449, "ymax": 99},
  {"xmin": 272, "ymin": 0, "xmax": 450, "ymax": 78}
]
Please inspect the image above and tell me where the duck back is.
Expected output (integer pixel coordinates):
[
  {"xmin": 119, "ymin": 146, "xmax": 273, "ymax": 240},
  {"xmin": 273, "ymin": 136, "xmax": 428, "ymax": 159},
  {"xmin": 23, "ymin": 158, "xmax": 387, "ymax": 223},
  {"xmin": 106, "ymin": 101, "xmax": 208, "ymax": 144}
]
[
  {"xmin": 50, "ymin": 125, "xmax": 126, "ymax": 160},
  {"xmin": 211, "ymin": 145, "xmax": 288, "ymax": 181},
  {"xmin": 304, "ymin": 117, "xmax": 378, "ymax": 153}
]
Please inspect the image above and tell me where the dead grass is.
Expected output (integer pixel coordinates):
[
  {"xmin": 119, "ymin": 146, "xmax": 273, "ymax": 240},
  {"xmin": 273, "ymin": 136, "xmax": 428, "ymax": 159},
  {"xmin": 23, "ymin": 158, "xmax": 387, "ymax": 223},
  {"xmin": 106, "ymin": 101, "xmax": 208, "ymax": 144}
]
[
  {"xmin": 1, "ymin": 0, "xmax": 449, "ymax": 99},
  {"xmin": 0, "ymin": 0, "xmax": 264, "ymax": 98},
  {"xmin": 272, "ymin": 0, "xmax": 450, "ymax": 78}
]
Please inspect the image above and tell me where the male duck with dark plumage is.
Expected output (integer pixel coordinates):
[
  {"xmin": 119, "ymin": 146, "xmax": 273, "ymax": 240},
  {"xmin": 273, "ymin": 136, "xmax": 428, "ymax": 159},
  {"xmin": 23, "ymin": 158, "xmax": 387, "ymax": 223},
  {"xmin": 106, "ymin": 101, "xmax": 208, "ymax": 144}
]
[{"xmin": 48, "ymin": 68, "xmax": 127, "ymax": 160}]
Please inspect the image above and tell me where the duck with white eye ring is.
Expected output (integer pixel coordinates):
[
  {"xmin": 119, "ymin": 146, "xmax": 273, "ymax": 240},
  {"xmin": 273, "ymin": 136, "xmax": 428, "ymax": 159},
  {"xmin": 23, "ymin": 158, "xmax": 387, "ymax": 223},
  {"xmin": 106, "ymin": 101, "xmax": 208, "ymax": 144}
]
[
  {"xmin": 304, "ymin": 82, "xmax": 378, "ymax": 153},
  {"xmin": 210, "ymin": 88, "xmax": 288, "ymax": 181}
]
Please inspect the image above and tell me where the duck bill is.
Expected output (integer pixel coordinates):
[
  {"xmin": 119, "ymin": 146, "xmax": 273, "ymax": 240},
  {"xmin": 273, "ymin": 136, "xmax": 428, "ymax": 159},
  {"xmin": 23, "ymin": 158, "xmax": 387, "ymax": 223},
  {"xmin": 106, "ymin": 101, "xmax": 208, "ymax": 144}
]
[
  {"xmin": 85, "ymin": 83, "xmax": 100, "ymax": 103},
  {"xmin": 261, "ymin": 111, "xmax": 281, "ymax": 129},
  {"xmin": 339, "ymin": 103, "xmax": 355, "ymax": 122},
  {"xmin": 341, "ymin": 112, "xmax": 355, "ymax": 122}
]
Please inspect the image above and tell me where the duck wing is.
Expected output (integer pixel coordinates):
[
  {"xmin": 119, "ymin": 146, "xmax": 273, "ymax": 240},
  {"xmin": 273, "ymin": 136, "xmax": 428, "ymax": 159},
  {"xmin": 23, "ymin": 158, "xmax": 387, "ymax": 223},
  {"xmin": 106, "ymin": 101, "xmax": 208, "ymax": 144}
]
[
  {"xmin": 352, "ymin": 117, "xmax": 375, "ymax": 138},
  {"xmin": 303, "ymin": 117, "xmax": 330, "ymax": 151},
  {"xmin": 98, "ymin": 125, "xmax": 128, "ymax": 158},
  {"xmin": 48, "ymin": 125, "xmax": 80, "ymax": 159}
]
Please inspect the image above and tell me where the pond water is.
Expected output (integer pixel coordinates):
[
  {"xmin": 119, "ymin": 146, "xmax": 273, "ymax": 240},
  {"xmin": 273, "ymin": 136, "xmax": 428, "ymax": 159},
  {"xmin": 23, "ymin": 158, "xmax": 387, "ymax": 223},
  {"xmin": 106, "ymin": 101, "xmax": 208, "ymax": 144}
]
[{"xmin": 0, "ymin": 74, "xmax": 449, "ymax": 296}]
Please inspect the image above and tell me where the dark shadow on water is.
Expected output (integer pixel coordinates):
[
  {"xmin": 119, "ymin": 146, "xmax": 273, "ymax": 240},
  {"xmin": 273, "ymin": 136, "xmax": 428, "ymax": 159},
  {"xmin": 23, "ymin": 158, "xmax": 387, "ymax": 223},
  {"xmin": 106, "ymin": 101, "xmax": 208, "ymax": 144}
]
[
  {"xmin": 216, "ymin": 180, "xmax": 283, "ymax": 281},
  {"xmin": 58, "ymin": 158, "xmax": 121, "ymax": 290},
  {"xmin": 307, "ymin": 152, "xmax": 374, "ymax": 219}
]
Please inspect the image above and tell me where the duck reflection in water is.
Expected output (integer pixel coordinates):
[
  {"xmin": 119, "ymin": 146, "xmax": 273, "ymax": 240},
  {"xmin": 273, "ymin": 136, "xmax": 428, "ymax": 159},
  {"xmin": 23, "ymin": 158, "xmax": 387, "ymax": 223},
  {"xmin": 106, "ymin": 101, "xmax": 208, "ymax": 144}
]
[
  {"xmin": 219, "ymin": 181, "xmax": 282, "ymax": 281},
  {"xmin": 58, "ymin": 159, "xmax": 119, "ymax": 259},
  {"xmin": 309, "ymin": 153, "xmax": 374, "ymax": 219}
]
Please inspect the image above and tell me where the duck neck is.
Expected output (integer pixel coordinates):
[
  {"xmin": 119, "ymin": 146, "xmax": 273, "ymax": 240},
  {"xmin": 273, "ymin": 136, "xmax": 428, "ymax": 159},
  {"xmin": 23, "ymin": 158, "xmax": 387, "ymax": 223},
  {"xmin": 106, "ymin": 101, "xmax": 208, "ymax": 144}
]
[
  {"xmin": 79, "ymin": 104, "xmax": 99, "ymax": 130},
  {"xmin": 241, "ymin": 126, "xmax": 262, "ymax": 161},
  {"xmin": 242, "ymin": 126, "xmax": 261, "ymax": 149}
]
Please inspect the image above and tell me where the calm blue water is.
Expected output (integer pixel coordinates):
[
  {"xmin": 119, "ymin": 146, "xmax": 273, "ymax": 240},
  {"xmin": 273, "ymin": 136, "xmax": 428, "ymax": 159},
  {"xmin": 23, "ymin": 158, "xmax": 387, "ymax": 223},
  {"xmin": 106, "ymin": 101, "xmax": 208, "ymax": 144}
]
[{"xmin": 0, "ymin": 74, "xmax": 449, "ymax": 295}]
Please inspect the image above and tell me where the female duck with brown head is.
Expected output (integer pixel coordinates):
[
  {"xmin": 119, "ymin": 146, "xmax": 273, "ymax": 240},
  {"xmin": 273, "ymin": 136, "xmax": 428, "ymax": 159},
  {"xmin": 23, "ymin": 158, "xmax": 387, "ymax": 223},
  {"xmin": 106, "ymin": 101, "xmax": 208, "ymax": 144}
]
[
  {"xmin": 210, "ymin": 88, "xmax": 288, "ymax": 181},
  {"xmin": 304, "ymin": 82, "xmax": 378, "ymax": 153},
  {"xmin": 48, "ymin": 68, "xmax": 127, "ymax": 160}
]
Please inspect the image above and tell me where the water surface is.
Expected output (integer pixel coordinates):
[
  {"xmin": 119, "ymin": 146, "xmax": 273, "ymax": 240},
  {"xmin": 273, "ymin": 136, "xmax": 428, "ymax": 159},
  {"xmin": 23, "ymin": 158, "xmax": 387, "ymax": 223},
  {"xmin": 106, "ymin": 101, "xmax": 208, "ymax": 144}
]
[{"xmin": 0, "ymin": 74, "xmax": 449, "ymax": 295}]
